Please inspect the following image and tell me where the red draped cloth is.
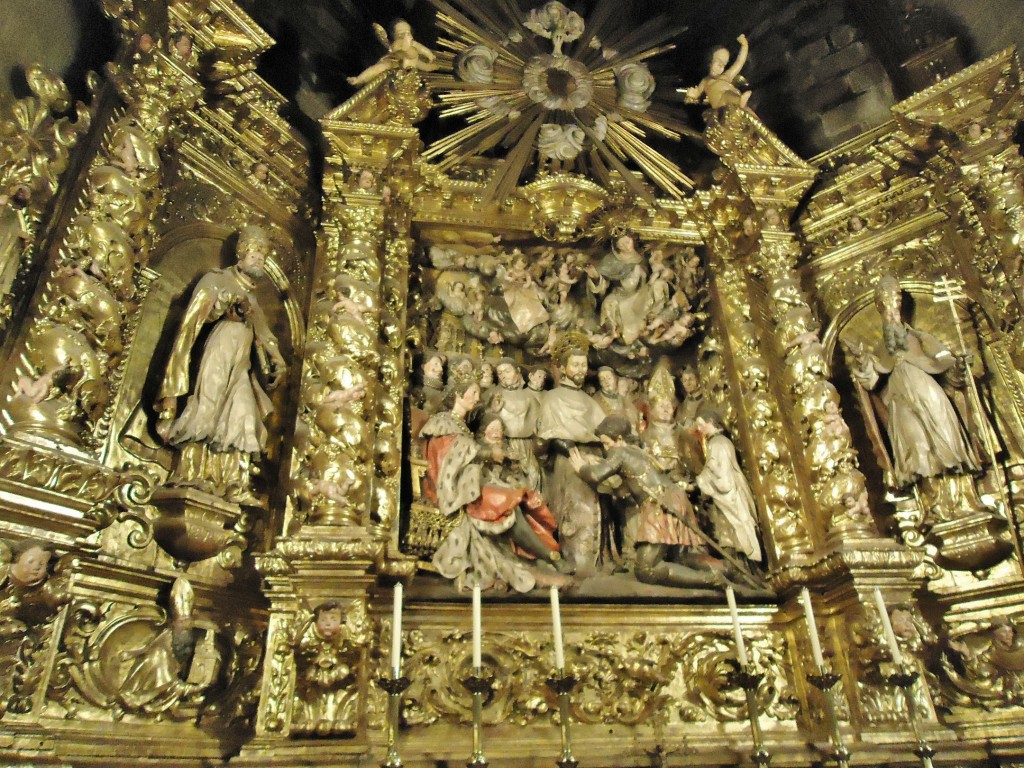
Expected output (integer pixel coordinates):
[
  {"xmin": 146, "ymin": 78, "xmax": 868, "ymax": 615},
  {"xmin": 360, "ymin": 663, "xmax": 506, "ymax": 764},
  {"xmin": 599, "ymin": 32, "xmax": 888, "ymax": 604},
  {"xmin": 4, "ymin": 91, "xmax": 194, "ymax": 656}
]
[
  {"xmin": 424, "ymin": 435, "xmax": 560, "ymax": 557},
  {"xmin": 422, "ymin": 434, "xmax": 455, "ymax": 506}
]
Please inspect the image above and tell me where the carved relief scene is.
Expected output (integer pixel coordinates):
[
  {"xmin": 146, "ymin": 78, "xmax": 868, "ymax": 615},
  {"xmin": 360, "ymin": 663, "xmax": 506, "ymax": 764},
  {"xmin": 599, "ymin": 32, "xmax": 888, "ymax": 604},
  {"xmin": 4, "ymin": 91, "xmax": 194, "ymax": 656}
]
[{"xmin": 402, "ymin": 227, "xmax": 771, "ymax": 597}]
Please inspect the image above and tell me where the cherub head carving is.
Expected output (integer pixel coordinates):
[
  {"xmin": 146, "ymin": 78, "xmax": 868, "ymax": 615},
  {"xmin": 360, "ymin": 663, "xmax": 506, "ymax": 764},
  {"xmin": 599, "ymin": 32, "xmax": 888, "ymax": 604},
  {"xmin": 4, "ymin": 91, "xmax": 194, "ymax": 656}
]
[{"xmin": 8, "ymin": 539, "xmax": 52, "ymax": 588}]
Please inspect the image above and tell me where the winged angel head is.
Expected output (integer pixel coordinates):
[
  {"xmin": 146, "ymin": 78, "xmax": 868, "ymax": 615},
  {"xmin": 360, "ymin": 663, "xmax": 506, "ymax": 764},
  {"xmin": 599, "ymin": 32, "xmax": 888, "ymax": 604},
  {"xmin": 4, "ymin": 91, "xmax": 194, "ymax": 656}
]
[{"xmin": 1, "ymin": 538, "xmax": 52, "ymax": 589}]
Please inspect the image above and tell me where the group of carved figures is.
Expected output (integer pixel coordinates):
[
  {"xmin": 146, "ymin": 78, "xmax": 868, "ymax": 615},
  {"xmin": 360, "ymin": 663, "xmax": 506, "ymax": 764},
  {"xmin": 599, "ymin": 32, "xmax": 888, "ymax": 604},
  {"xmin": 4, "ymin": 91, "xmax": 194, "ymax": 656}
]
[
  {"xmin": 408, "ymin": 243, "xmax": 1012, "ymax": 592},
  {"xmin": 428, "ymin": 234, "xmax": 704, "ymax": 366},
  {"xmin": 411, "ymin": 346, "xmax": 762, "ymax": 593}
]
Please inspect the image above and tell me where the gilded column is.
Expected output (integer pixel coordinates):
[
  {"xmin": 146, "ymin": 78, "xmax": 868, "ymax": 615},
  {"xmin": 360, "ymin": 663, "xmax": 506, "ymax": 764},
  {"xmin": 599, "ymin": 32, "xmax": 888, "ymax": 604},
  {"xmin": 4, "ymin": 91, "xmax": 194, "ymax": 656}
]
[
  {"xmin": 701, "ymin": 106, "xmax": 936, "ymax": 737},
  {"xmin": 242, "ymin": 71, "xmax": 428, "ymax": 763},
  {"xmin": 697, "ymin": 215, "xmax": 815, "ymax": 569},
  {"xmin": 0, "ymin": 66, "xmax": 92, "ymax": 345}
]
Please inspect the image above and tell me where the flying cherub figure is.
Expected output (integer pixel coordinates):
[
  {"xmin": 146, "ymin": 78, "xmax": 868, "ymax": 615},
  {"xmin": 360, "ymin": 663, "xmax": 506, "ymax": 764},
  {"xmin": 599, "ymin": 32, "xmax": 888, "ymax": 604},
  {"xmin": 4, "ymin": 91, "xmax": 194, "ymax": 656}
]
[
  {"xmin": 681, "ymin": 35, "xmax": 752, "ymax": 111},
  {"xmin": 347, "ymin": 20, "xmax": 437, "ymax": 87}
]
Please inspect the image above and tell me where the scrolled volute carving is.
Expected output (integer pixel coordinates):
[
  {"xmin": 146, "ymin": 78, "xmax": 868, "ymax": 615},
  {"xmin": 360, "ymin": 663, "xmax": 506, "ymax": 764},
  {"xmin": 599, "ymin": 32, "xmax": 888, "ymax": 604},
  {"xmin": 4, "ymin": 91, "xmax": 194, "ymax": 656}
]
[
  {"xmin": 49, "ymin": 579, "xmax": 236, "ymax": 721},
  {"xmin": 395, "ymin": 627, "xmax": 797, "ymax": 729},
  {"xmin": 676, "ymin": 631, "xmax": 797, "ymax": 723},
  {"xmin": 938, "ymin": 616, "xmax": 1024, "ymax": 710}
]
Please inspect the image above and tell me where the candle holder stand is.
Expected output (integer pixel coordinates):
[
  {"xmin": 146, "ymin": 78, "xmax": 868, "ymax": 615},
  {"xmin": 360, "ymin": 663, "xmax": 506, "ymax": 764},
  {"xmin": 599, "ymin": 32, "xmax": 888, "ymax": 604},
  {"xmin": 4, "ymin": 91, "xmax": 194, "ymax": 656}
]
[
  {"xmin": 461, "ymin": 668, "xmax": 494, "ymax": 768},
  {"xmin": 807, "ymin": 669, "xmax": 851, "ymax": 768},
  {"xmin": 545, "ymin": 672, "xmax": 580, "ymax": 768},
  {"xmin": 885, "ymin": 667, "xmax": 936, "ymax": 768},
  {"xmin": 376, "ymin": 673, "xmax": 411, "ymax": 768},
  {"xmin": 727, "ymin": 665, "xmax": 771, "ymax": 767}
]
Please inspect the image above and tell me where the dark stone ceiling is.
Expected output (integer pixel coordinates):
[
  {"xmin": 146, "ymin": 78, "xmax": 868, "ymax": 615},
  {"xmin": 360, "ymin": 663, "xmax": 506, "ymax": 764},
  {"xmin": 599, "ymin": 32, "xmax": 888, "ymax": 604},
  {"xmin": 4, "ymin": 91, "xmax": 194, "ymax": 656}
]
[
  {"xmin": 2, "ymin": 0, "xmax": 1022, "ymax": 162},
  {"xmin": 238, "ymin": 0, "xmax": 1013, "ymax": 158}
]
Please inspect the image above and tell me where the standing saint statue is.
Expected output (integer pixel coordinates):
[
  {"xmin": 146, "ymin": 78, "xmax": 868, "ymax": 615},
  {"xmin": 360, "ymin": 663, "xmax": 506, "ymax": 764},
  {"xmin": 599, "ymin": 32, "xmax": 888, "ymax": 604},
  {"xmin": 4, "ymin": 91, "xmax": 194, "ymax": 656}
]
[
  {"xmin": 848, "ymin": 274, "xmax": 979, "ymax": 488},
  {"xmin": 156, "ymin": 225, "xmax": 287, "ymax": 504}
]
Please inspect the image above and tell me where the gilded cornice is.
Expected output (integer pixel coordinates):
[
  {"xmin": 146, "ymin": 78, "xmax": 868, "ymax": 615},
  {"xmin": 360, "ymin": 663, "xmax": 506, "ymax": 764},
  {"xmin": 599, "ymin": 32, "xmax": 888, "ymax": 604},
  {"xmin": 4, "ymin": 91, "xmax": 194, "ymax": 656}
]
[
  {"xmin": 176, "ymin": 125, "xmax": 311, "ymax": 233},
  {"xmin": 891, "ymin": 46, "xmax": 1020, "ymax": 134},
  {"xmin": 800, "ymin": 176, "xmax": 931, "ymax": 246},
  {"xmin": 771, "ymin": 545, "xmax": 926, "ymax": 595},
  {"xmin": 802, "ymin": 208, "xmax": 947, "ymax": 276},
  {"xmin": 170, "ymin": 0, "xmax": 274, "ymax": 57},
  {"xmin": 800, "ymin": 48, "xmax": 1023, "ymax": 276}
]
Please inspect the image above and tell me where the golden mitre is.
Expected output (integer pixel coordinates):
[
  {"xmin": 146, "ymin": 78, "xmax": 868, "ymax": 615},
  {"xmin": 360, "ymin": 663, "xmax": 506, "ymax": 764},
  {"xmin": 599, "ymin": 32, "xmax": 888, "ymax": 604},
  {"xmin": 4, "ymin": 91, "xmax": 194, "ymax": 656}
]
[{"xmin": 647, "ymin": 364, "xmax": 676, "ymax": 405}]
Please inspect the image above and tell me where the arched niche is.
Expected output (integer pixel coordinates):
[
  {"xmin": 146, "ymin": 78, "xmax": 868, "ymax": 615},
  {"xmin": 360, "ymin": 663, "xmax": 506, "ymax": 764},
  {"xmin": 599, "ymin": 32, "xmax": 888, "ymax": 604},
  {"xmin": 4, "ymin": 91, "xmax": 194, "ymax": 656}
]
[{"xmin": 104, "ymin": 222, "xmax": 304, "ymax": 499}]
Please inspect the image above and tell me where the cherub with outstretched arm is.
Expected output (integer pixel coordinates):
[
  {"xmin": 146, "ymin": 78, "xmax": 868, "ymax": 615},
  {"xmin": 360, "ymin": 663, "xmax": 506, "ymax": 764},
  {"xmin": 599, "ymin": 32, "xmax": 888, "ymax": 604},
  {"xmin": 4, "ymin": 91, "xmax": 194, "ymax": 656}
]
[
  {"xmin": 681, "ymin": 35, "xmax": 752, "ymax": 111},
  {"xmin": 347, "ymin": 20, "xmax": 437, "ymax": 87}
]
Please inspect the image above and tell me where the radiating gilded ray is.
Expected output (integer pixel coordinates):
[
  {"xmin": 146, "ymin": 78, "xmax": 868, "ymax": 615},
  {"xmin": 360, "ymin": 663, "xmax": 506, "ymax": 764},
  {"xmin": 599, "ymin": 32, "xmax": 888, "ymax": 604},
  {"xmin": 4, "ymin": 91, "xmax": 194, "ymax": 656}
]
[
  {"xmin": 493, "ymin": 0, "xmax": 547, "ymax": 59},
  {"xmin": 579, "ymin": 122, "xmax": 654, "ymax": 203},
  {"xmin": 430, "ymin": 101, "xmax": 543, "ymax": 172},
  {"xmin": 499, "ymin": 103, "xmax": 544, "ymax": 147},
  {"xmin": 423, "ymin": 110, "xmax": 510, "ymax": 159},
  {"xmin": 644, "ymin": 104, "xmax": 702, "ymax": 136},
  {"xmin": 493, "ymin": 0, "xmax": 536, "ymax": 41},
  {"xmin": 437, "ymin": 102, "xmax": 484, "ymax": 118},
  {"xmin": 602, "ymin": 17, "xmax": 685, "ymax": 59},
  {"xmin": 575, "ymin": 0, "xmax": 617, "ymax": 53},
  {"xmin": 587, "ymin": 146, "xmax": 612, "ymax": 187},
  {"xmin": 434, "ymin": 24, "xmax": 505, "ymax": 57},
  {"xmin": 485, "ymin": 114, "xmax": 545, "ymax": 202},
  {"xmin": 435, "ymin": 86, "xmax": 520, "ymax": 100},
  {"xmin": 588, "ymin": 45, "xmax": 678, "ymax": 83},
  {"xmin": 431, "ymin": 0, "xmax": 509, "ymax": 43},
  {"xmin": 425, "ymin": 0, "xmax": 703, "ymax": 202},
  {"xmin": 435, "ymin": 23, "xmax": 528, "ymax": 70},
  {"xmin": 451, "ymin": 2, "xmax": 508, "ymax": 40},
  {"xmin": 606, "ymin": 121, "xmax": 692, "ymax": 192}
]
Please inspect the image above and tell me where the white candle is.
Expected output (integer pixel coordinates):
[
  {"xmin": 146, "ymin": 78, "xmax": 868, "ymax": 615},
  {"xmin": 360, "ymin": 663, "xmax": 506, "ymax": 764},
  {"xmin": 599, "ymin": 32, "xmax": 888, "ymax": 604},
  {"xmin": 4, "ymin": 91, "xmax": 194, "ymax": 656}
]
[
  {"xmin": 873, "ymin": 587, "xmax": 904, "ymax": 666},
  {"xmin": 726, "ymin": 586, "xmax": 749, "ymax": 667},
  {"xmin": 550, "ymin": 586, "xmax": 565, "ymax": 670},
  {"xmin": 801, "ymin": 588, "xmax": 826, "ymax": 669},
  {"xmin": 391, "ymin": 582, "xmax": 403, "ymax": 677},
  {"xmin": 472, "ymin": 584, "xmax": 482, "ymax": 670}
]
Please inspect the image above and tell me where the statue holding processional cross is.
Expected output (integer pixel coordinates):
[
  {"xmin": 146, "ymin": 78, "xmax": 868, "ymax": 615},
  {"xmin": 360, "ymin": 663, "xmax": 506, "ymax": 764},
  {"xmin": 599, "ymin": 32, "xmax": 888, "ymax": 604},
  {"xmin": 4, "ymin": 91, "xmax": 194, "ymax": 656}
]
[{"xmin": 843, "ymin": 273, "xmax": 1019, "ymax": 569}]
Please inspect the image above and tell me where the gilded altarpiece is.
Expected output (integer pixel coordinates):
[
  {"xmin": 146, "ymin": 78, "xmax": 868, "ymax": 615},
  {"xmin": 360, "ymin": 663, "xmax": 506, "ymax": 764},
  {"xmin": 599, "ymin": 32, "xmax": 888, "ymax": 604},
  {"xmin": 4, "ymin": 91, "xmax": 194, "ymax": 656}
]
[{"xmin": 1, "ymin": 2, "xmax": 1024, "ymax": 767}]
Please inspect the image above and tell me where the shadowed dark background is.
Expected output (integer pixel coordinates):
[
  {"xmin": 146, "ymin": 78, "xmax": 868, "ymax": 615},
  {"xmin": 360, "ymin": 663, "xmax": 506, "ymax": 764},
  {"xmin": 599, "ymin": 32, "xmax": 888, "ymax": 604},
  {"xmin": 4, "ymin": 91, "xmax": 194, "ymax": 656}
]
[{"xmin": 2, "ymin": 0, "xmax": 1022, "ymax": 159}]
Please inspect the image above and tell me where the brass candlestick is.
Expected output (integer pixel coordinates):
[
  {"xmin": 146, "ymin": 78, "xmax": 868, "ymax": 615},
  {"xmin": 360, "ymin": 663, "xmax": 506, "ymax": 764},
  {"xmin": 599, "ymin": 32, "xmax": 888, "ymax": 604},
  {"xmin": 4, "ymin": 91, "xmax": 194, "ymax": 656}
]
[
  {"xmin": 886, "ymin": 667, "xmax": 936, "ymax": 768},
  {"xmin": 545, "ymin": 672, "xmax": 580, "ymax": 768},
  {"xmin": 376, "ymin": 673, "xmax": 411, "ymax": 768},
  {"xmin": 461, "ymin": 669, "xmax": 494, "ymax": 767},
  {"xmin": 807, "ymin": 669, "xmax": 851, "ymax": 768},
  {"xmin": 728, "ymin": 665, "xmax": 771, "ymax": 767}
]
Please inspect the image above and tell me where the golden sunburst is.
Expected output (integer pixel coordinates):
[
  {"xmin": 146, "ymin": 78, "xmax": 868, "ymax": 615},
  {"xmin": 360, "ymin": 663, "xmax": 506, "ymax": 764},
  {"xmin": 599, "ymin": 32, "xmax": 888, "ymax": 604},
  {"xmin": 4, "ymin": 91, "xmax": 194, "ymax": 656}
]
[{"xmin": 424, "ymin": 0, "xmax": 700, "ymax": 203}]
